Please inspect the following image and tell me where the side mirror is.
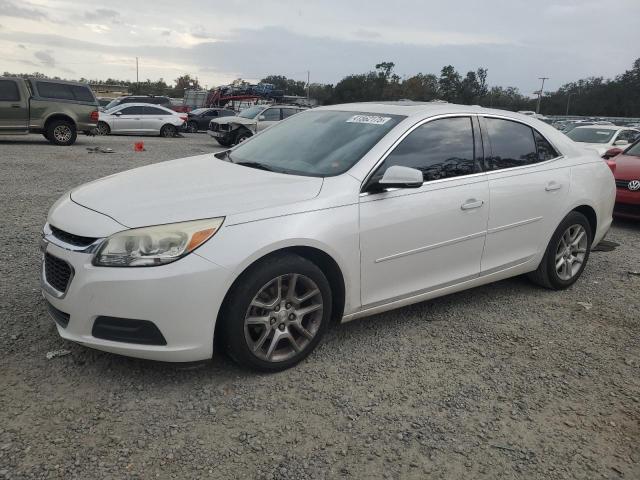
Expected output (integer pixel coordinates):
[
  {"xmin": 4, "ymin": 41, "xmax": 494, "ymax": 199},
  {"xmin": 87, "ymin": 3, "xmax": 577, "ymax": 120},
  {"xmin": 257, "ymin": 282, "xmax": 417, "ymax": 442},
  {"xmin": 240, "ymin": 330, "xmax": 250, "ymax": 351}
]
[
  {"xmin": 258, "ymin": 115, "xmax": 266, "ymax": 121},
  {"xmin": 613, "ymin": 139, "xmax": 629, "ymax": 146},
  {"xmin": 602, "ymin": 147, "xmax": 623, "ymax": 159},
  {"xmin": 378, "ymin": 166, "xmax": 423, "ymax": 189}
]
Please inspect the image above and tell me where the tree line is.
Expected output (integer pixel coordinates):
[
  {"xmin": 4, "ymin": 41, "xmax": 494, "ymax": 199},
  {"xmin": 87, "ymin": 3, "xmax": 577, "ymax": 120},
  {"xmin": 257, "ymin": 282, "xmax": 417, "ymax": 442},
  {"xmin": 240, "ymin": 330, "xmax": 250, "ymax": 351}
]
[{"xmin": 4, "ymin": 57, "xmax": 640, "ymax": 116}]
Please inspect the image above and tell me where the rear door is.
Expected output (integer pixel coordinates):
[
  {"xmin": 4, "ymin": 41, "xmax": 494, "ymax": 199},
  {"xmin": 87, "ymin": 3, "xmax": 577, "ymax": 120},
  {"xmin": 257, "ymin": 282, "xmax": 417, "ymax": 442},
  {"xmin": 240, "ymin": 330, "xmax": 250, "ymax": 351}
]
[
  {"xmin": 143, "ymin": 106, "xmax": 173, "ymax": 133},
  {"xmin": 113, "ymin": 106, "xmax": 145, "ymax": 133},
  {"xmin": 199, "ymin": 109, "xmax": 219, "ymax": 130},
  {"xmin": 0, "ymin": 79, "xmax": 28, "ymax": 131},
  {"xmin": 479, "ymin": 116, "xmax": 569, "ymax": 273}
]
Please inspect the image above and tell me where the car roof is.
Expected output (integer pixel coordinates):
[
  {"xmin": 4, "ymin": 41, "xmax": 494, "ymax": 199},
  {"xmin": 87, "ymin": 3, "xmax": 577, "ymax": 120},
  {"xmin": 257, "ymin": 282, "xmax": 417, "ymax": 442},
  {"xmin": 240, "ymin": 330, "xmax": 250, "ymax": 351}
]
[{"xmin": 109, "ymin": 103, "xmax": 175, "ymax": 111}]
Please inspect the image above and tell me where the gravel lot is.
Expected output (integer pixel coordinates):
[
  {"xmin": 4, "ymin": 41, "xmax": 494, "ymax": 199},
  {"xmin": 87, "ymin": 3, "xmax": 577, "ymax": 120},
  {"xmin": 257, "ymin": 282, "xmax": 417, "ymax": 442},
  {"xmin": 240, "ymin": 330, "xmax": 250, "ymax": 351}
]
[{"xmin": 0, "ymin": 132, "xmax": 639, "ymax": 480}]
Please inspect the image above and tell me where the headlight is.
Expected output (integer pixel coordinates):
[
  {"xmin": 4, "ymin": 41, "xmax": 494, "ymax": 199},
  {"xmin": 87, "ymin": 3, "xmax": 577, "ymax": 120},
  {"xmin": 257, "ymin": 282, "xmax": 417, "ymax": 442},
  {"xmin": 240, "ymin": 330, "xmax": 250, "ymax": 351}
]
[{"xmin": 93, "ymin": 218, "xmax": 224, "ymax": 267}]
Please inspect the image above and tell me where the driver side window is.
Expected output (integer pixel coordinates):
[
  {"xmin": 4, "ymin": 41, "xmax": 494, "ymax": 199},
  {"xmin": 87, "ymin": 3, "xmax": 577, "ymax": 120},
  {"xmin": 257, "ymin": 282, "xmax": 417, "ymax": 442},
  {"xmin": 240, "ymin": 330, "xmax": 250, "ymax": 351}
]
[
  {"xmin": 370, "ymin": 117, "xmax": 478, "ymax": 185},
  {"xmin": 261, "ymin": 108, "xmax": 281, "ymax": 121}
]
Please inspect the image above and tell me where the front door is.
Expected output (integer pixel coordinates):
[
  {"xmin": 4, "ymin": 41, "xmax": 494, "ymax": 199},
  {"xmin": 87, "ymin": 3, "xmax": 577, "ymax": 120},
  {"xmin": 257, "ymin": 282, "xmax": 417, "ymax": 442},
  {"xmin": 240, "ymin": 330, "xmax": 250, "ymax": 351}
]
[
  {"xmin": 113, "ymin": 106, "xmax": 145, "ymax": 133},
  {"xmin": 0, "ymin": 79, "xmax": 28, "ymax": 131},
  {"xmin": 479, "ymin": 116, "xmax": 570, "ymax": 273},
  {"xmin": 359, "ymin": 116, "xmax": 489, "ymax": 307}
]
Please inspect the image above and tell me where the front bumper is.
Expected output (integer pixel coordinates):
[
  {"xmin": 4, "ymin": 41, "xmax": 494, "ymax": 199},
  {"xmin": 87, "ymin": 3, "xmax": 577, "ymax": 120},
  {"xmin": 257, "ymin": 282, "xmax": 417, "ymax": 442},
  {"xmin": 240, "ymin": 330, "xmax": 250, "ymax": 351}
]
[
  {"xmin": 41, "ymin": 241, "xmax": 231, "ymax": 362},
  {"xmin": 614, "ymin": 188, "xmax": 640, "ymax": 219}
]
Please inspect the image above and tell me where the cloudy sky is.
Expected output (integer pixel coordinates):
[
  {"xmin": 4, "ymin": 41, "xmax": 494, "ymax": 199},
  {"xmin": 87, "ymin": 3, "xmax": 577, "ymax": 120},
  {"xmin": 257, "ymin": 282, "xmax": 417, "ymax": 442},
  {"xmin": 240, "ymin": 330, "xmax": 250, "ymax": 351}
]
[{"xmin": 1, "ymin": 0, "xmax": 638, "ymax": 95}]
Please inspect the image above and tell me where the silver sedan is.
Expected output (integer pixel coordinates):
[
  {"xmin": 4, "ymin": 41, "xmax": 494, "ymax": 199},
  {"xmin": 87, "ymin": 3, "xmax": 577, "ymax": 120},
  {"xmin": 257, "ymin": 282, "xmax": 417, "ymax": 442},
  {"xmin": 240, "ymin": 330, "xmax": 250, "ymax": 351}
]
[{"xmin": 96, "ymin": 103, "xmax": 186, "ymax": 137}]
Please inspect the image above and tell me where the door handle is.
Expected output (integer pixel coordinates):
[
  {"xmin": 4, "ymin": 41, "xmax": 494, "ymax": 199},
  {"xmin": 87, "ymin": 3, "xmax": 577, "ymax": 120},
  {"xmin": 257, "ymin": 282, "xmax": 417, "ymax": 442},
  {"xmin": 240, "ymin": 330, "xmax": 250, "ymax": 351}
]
[
  {"xmin": 545, "ymin": 182, "xmax": 562, "ymax": 192},
  {"xmin": 461, "ymin": 199, "xmax": 484, "ymax": 210},
  {"xmin": 11, "ymin": 104, "xmax": 21, "ymax": 108}
]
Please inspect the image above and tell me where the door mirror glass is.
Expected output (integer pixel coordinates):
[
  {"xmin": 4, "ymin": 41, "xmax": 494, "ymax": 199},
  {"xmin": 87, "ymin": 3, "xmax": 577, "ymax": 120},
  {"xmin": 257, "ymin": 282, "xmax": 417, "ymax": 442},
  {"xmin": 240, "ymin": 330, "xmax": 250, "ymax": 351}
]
[
  {"xmin": 379, "ymin": 166, "xmax": 423, "ymax": 188},
  {"xmin": 613, "ymin": 139, "xmax": 629, "ymax": 146}
]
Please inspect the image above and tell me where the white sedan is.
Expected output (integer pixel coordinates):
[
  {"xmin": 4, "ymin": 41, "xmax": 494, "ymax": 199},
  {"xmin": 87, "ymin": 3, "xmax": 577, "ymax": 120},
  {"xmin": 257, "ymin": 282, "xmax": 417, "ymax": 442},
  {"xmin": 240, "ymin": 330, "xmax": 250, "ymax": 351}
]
[
  {"xmin": 566, "ymin": 125, "xmax": 640, "ymax": 156},
  {"xmin": 96, "ymin": 103, "xmax": 187, "ymax": 137},
  {"xmin": 41, "ymin": 103, "xmax": 615, "ymax": 371}
]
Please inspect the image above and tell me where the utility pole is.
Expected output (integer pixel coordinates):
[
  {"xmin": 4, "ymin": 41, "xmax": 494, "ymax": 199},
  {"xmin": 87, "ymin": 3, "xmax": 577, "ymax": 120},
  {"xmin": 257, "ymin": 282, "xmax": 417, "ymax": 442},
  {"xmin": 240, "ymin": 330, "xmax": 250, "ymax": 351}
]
[
  {"xmin": 135, "ymin": 57, "xmax": 139, "ymax": 94},
  {"xmin": 536, "ymin": 77, "xmax": 549, "ymax": 114},
  {"xmin": 306, "ymin": 70, "xmax": 310, "ymax": 100},
  {"xmin": 566, "ymin": 92, "xmax": 576, "ymax": 116}
]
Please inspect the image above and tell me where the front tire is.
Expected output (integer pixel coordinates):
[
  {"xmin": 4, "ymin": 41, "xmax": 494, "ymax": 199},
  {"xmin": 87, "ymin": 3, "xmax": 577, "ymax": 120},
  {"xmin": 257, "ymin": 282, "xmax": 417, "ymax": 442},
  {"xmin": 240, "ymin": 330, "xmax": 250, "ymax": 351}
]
[
  {"xmin": 47, "ymin": 120, "xmax": 77, "ymax": 146},
  {"xmin": 235, "ymin": 130, "xmax": 252, "ymax": 145},
  {"xmin": 528, "ymin": 211, "xmax": 592, "ymax": 289},
  {"xmin": 160, "ymin": 124, "xmax": 177, "ymax": 138},
  {"xmin": 219, "ymin": 254, "xmax": 332, "ymax": 372},
  {"xmin": 96, "ymin": 121, "xmax": 110, "ymax": 136}
]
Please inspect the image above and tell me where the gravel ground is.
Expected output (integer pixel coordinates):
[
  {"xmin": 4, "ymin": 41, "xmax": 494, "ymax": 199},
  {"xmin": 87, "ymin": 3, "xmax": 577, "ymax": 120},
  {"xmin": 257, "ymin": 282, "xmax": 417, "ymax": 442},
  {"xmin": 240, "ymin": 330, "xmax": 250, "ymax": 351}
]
[{"xmin": 0, "ymin": 132, "xmax": 639, "ymax": 480}]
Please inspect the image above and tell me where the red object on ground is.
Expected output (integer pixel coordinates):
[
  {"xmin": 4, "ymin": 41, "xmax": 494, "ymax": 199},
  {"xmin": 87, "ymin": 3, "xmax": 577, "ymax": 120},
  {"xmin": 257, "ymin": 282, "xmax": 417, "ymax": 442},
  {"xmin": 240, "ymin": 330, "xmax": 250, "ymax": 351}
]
[
  {"xmin": 134, "ymin": 142, "xmax": 145, "ymax": 152},
  {"xmin": 606, "ymin": 141, "xmax": 640, "ymax": 220}
]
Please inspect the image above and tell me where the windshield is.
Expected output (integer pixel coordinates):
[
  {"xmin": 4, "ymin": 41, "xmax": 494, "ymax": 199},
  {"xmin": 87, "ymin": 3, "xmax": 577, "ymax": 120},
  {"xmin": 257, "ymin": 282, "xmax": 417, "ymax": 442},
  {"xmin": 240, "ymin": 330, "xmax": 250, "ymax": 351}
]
[
  {"xmin": 238, "ymin": 106, "xmax": 264, "ymax": 119},
  {"xmin": 104, "ymin": 99, "xmax": 120, "ymax": 110},
  {"xmin": 625, "ymin": 140, "xmax": 640, "ymax": 157},
  {"xmin": 228, "ymin": 110, "xmax": 405, "ymax": 176},
  {"xmin": 567, "ymin": 128, "xmax": 616, "ymax": 144}
]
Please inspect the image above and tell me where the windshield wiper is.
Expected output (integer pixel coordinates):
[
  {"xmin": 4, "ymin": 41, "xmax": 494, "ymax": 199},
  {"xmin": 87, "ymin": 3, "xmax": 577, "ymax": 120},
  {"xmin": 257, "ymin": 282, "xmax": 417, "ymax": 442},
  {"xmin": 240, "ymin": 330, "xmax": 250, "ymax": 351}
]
[{"xmin": 234, "ymin": 161, "xmax": 274, "ymax": 172}]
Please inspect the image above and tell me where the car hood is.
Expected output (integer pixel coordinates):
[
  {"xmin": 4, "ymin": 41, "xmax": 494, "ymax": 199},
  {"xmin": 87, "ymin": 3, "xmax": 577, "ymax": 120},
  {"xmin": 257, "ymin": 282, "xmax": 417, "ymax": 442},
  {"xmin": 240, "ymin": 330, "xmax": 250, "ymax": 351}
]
[
  {"xmin": 211, "ymin": 116, "xmax": 256, "ymax": 126},
  {"xmin": 70, "ymin": 154, "xmax": 323, "ymax": 228},
  {"xmin": 612, "ymin": 154, "xmax": 640, "ymax": 180}
]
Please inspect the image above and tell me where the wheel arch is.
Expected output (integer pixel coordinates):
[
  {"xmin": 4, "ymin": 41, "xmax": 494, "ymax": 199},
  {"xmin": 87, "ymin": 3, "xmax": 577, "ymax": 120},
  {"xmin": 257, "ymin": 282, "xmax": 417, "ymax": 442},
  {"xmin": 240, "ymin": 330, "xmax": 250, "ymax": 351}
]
[
  {"xmin": 214, "ymin": 245, "xmax": 347, "ymax": 343},
  {"xmin": 571, "ymin": 204, "xmax": 597, "ymax": 236},
  {"xmin": 44, "ymin": 113, "xmax": 76, "ymax": 130}
]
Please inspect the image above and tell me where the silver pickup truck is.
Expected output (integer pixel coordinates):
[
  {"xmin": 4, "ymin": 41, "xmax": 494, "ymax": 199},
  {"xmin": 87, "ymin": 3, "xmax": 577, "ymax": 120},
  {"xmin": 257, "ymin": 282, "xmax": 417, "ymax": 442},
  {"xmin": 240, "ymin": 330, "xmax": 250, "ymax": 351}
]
[{"xmin": 0, "ymin": 77, "xmax": 99, "ymax": 146}]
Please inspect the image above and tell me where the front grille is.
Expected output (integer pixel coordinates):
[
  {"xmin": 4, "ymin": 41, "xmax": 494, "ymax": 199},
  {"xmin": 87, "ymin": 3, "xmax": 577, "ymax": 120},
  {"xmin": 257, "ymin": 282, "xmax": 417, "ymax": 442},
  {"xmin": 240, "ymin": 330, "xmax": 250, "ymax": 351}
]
[
  {"xmin": 46, "ymin": 300, "xmax": 70, "ymax": 328},
  {"xmin": 614, "ymin": 203, "xmax": 640, "ymax": 217},
  {"xmin": 209, "ymin": 122, "xmax": 219, "ymax": 132},
  {"xmin": 92, "ymin": 317, "xmax": 167, "ymax": 345},
  {"xmin": 50, "ymin": 225, "xmax": 97, "ymax": 247},
  {"xmin": 44, "ymin": 253, "xmax": 72, "ymax": 293}
]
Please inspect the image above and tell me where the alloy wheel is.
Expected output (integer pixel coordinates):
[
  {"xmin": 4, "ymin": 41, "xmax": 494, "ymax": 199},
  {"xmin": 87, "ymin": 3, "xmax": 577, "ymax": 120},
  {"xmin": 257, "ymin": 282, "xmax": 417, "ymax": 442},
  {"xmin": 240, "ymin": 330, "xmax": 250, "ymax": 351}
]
[
  {"xmin": 53, "ymin": 125, "xmax": 72, "ymax": 143},
  {"xmin": 555, "ymin": 224, "xmax": 588, "ymax": 281},
  {"xmin": 244, "ymin": 273, "xmax": 323, "ymax": 362}
]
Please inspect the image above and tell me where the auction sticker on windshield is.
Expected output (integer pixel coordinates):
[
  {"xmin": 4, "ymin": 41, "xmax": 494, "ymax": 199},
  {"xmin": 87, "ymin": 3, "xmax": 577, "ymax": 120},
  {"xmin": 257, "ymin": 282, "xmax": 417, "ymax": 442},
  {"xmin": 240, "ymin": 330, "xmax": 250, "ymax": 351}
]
[{"xmin": 346, "ymin": 115, "xmax": 392, "ymax": 125}]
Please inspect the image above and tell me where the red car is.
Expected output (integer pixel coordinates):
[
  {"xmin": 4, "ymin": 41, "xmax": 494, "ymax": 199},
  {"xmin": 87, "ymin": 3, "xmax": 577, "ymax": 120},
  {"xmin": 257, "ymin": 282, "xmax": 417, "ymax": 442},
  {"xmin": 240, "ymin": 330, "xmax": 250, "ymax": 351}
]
[{"xmin": 603, "ymin": 140, "xmax": 640, "ymax": 219}]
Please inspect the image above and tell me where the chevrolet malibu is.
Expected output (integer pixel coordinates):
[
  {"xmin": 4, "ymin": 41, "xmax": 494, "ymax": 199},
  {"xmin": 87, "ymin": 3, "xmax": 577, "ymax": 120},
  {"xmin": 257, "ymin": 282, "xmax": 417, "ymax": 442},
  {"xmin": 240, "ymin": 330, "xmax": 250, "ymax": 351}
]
[{"xmin": 41, "ymin": 103, "xmax": 615, "ymax": 371}]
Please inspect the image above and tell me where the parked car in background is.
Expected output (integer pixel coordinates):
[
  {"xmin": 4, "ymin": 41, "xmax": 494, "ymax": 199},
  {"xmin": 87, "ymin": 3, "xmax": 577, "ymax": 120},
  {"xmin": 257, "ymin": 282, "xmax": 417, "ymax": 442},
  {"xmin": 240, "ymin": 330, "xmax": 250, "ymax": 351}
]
[
  {"xmin": 208, "ymin": 104, "xmax": 306, "ymax": 146},
  {"xmin": 96, "ymin": 97, "xmax": 115, "ymax": 108},
  {"xmin": 185, "ymin": 107, "xmax": 235, "ymax": 132},
  {"xmin": 566, "ymin": 125, "xmax": 640, "ymax": 156},
  {"xmin": 96, "ymin": 103, "xmax": 186, "ymax": 137},
  {"xmin": 602, "ymin": 140, "xmax": 640, "ymax": 219},
  {"xmin": 0, "ymin": 77, "xmax": 98, "ymax": 145},
  {"xmin": 41, "ymin": 103, "xmax": 614, "ymax": 371},
  {"xmin": 102, "ymin": 95, "xmax": 172, "ymax": 111}
]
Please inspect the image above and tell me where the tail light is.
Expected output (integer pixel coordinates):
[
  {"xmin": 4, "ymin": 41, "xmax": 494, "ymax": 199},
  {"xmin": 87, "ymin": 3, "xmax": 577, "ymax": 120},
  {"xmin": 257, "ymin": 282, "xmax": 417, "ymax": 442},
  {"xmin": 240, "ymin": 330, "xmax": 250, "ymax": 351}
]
[
  {"xmin": 179, "ymin": 115, "xmax": 188, "ymax": 122},
  {"xmin": 90, "ymin": 110, "xmax": 99, "ymax": 122}
]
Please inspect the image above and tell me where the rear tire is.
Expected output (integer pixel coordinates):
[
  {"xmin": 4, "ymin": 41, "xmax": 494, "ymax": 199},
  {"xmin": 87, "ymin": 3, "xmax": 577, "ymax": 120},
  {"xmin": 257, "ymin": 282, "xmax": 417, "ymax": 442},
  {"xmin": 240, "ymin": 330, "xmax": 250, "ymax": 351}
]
[
  {"xmin": 160, "ymin": 124, "xmax": 177, "ymax": 138},
  {"xmin": 528, "ymin": 211, "xmax": 592, "ymax": 290},
  {"xmin": 219, "ymin": 254, "xmax": 332, "ymax": 372},
  {"xmin": 46, "ymin": 120, "xmax": 77, "ymax": 146}
]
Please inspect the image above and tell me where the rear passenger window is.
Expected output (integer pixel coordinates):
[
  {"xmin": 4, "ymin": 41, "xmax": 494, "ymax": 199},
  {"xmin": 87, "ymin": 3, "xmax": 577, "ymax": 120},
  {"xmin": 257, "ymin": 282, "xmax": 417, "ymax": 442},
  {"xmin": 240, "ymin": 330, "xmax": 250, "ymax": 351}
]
[
  {"xmin": 262, "ymin": 108, "xmax": 281, "ymax": 121},
  {"xmin": 36, "ymin": 81, "xmax": 95, "ymax": 102},
  {"xmin": 484, "ymin": 118, "xmax": 538, "ymax": 170},
  {"xmin": 282, "ymin": 108, "xmax": 299, "ymax": 119},
  {"xmin": 0, "ymin": 80, "xmax": 20, "ymax": 101},
  {"xmin": 119, "ymin": 106, "xmax": 144, "ymax": 115},
  {"xmin": 534, "ymin": 131, "xmax": 559, "ymax": 161},
  {"xmin": 37, "ymin": 81, "xmax": 74, "ymax": 100},
  {"xmin": 374, "ymin": 117, "xmax": 478, "ymax": 183},
  {"xmin": 144, "ymin": 106, "xmax": 169, "ymax": 115}
]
